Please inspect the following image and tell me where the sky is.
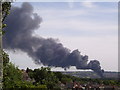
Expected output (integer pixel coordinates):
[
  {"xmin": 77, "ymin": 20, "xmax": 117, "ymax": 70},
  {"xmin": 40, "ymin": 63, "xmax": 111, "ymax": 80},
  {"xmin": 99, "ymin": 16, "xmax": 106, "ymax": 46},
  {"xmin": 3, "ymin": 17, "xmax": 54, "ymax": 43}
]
[{"xmin": 7, "ymin": 2, "xmax": 118, "ymax": 71}]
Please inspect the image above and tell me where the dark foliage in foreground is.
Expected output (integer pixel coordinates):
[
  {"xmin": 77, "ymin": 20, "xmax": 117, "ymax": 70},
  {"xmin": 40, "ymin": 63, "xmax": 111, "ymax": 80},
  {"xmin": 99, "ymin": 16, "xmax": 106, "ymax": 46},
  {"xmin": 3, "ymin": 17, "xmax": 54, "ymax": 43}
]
[{"xmin": 3, "ymin": 52, "xmax": 120, "ymax": 89}]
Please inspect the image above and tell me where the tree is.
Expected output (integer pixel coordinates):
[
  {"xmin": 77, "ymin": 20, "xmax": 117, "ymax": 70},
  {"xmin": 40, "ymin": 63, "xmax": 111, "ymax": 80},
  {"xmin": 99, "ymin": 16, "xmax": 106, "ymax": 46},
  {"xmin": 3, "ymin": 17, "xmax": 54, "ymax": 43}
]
[
  {"xmin": 2, "ymin": 2, "xmax": 11, "ymax": 22},
  {"xmin": 61, "ymin": 77, "xmax": 72, "ymax": 84},
  {"xmin": 32, "ymin": 67, "xmax": 59, "ymax": 89},
  {"xmin": 2, "ymin": 51, "xmax": 22, "ymax": 88},
  {"xmin": 54, "ymin": 72, "xmax": 63, "ymax": 81},
  {"xmin": 2, "ymin": 2, "xmax": 11, "ymax": 34},
  {"xmin": 3, "ymin": 62, "xmax": 22, "ymax": 88},
  {"xmin": 1, "ymin": 2, "xmax": 11, "ymax": 88}
]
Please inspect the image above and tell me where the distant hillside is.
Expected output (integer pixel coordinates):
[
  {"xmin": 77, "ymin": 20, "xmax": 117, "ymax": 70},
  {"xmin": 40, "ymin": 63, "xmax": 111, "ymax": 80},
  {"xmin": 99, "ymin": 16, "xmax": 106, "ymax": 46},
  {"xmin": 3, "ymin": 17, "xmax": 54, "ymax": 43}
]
[
  {"xmin": 103, "ymin": 71, "xmax": 119, "ymax": 79},
  {"xmin": 61, "ymin": 71, "xmax": 119, "ymax": 79}
]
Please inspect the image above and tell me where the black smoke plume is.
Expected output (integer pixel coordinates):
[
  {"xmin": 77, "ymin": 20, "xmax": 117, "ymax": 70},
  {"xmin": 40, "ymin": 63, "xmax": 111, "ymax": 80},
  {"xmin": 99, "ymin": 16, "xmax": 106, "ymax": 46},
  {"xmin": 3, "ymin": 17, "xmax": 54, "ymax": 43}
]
[{"xmin": 3, "ymin": 2, "xmax": 104, "ymax": 77}]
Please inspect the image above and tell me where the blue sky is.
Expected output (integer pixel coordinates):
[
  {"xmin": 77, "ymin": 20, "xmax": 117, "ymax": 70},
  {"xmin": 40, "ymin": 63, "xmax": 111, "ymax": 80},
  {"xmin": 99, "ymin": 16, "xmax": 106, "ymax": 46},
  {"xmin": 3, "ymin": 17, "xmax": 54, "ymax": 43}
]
[
  {"xmin": 9, "ymin": 2, "xmax": 118, "ymax": 71},
  {"xmin": 31, "ymin": 2, "xmax": 117, "ymax": 37}
]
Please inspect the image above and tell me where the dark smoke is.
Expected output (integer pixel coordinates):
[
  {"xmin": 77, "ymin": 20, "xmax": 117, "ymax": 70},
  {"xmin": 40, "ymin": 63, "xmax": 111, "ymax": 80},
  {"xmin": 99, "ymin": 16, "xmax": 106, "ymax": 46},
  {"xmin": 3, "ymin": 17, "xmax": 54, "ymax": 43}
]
[{"xmin": 3, "ymin": 2, "xmax": 104, "ymax": 77}]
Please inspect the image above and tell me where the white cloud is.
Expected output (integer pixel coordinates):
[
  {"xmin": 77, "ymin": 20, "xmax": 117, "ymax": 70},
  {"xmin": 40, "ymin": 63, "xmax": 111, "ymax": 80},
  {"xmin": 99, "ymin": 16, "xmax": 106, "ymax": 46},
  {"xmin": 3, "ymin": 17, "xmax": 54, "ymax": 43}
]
[
  {"xmin": 33, "ymin": 7, "xmax": 117, "ymax": 38},
  {"xmin": 38, "ymin": 19, "xmax": 117, "ymax": 32},
  {"xmin": 68, "ymin": 2, "xmax": 74, "ymax": 8},
  {"xmin": 34, "ymin": 9, "xmax": 87, "ymax": 19},
  {"xmin": 81, "ymin": 2, "xmax": 96, "ymax": 8},
  {"xmin": 7, "ymin": 50, "xmax": 41, "ymax": 69},
  {"xmin": 14, "ymin": 0, "xmax": 119, "ymax": 2}
]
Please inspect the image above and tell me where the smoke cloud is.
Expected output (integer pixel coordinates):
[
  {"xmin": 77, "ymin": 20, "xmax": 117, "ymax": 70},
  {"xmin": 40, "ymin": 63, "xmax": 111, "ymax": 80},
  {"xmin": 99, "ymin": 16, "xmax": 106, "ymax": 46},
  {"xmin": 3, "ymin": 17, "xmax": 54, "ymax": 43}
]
[{"xmin": 3, "ymin": 2, "xmax": 104, "ymax": 77}]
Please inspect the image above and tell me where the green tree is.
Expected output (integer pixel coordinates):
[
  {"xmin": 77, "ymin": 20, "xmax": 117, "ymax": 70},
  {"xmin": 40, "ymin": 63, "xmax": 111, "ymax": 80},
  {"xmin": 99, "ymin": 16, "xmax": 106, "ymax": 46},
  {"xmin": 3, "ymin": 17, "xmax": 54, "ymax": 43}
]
[
  {"xmin": 2, "ymin": 2, "xmax": 11, "ymax": 34},
  {"xmin": 54, "ymin": 72, "xmax": 63, "ymax": 81},
  {"xmin": 3, "ymin": 62, "xmax": 22, "ymax": 88},
  {"xmin": 32, "ymin": 67, "xmax": 59, "ymax": 89},
  {"xmin": 2, "ymin": 52, "xmax": 40, "ymax": 89},
  {"xmin": 61, "ymin": 77, "xmax": 72, "ymax": 84},
  {"xmin": 2, "ymin": 52, "xmax": 22, "ymax": 88}
]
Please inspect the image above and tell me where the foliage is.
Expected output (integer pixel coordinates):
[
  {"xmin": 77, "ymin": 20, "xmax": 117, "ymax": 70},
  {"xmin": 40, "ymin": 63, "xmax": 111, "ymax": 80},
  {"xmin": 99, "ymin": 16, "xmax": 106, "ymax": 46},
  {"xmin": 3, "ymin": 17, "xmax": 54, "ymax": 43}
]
[
  {"xmin": 3, "ymin": 51, "xmax": 24, "ymax": 88},
  {"xmin": 2, "ymin": 52, "xmax": 47, "ymax": 89},
  {"xmin": 2, "ymin": 2, "xmax": 11, "ymax": 22},
  {"xmin": 3, "ymin": 50, "xmax": 9, "ymax": 66},
  {"xmin": 3, "ymin": 62, "xmax": 22, "ymax": 88},
  {"xmin": 27, "ymin": 67, "xmax": 59, "ymax": 89},
  {"xmin": 61, "ymin": 77, "xmax": 72, "ymax": 84},
  {"xmin": 2, "ymin": 51, "xmax": 120, "ymax": 89},
  {"xmin": 2, "ymin": 2, "xmax": 11, "ymax": 35},
  {"xmin": 53, "ymin": 72, "xmax": 63, "ymax": 81}
]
